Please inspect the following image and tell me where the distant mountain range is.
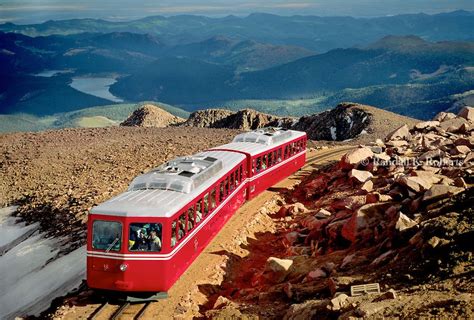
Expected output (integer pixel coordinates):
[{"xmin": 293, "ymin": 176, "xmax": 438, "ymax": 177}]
[
  {"xmin": 0, "ymin": 11, "xmax": 473, "ymax": 122},
  {"xmin": 111, "ymin": 36, "xmax": 474, "ymax": 119},
  {"xmin": 1, "ymin": 11, "xmax": 473, "ymax": 52}
]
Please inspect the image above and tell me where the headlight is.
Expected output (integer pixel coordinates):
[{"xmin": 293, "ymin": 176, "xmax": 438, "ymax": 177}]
[{"xmin": 119, "ymin": 263, "xmax": 128, "ymax": 272}]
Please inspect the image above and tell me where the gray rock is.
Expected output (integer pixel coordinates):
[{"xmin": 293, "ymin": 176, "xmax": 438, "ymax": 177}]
[{"xmin": 458, "ymin": 106, "xmax": 474, "ymax": 121}]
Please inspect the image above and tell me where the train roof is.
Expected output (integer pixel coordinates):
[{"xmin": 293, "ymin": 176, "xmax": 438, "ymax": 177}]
[
  {"xmin": 91, "ymin": 150, "xmax": 245, "ymax": 218},
  {"xmin": 212, "ymin": 128, "xmax": 306, "ymax": 156}
]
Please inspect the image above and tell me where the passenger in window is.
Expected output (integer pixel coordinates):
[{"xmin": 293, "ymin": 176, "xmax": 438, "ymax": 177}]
[
  {"xmin": 178, "ymin": 216, "xmax": 186, "ymax": 239},
  {"xmin": 188, "ymin": 210, "xmax": 195, "ymax": 231},
  {"xmin": 256, "ymin": 158, "xmax": 262, "ymax": 172},
  {"xmin": 196, "ymin": 210, "xmax": 202, "ymax": 223},
  {"xmin": 171, "ymin": 222, "xmax": 177, "ymax": 247},
  {"xmin": 149, "ymin": 230, "xmax": 162, "ymax": 251}
]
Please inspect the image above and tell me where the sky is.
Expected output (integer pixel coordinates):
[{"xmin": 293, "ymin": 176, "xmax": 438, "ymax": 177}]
[{"xmin": 1, "ymin": 0, "xmax": 473, "ymax": 24}]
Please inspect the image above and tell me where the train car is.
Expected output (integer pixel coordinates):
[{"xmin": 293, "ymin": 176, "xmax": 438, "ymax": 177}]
[
  {"xmin": 212, "ymin": 128, "xmax": 307, "ymax": 199},
  {"xmin": 86, "ymin": 128, "xmax": 306, "ymax": 297}
]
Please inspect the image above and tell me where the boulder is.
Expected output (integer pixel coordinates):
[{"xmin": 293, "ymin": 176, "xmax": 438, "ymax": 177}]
[
  {"xmin": 361, "ymin": 180, "xmax": 374, "ymax": 192},
  {"xmin": 439, "ymin": 117, "xmax": 468, "ymax": 133},
  {"xmin": 374, "ymin": 152, "xmax": 391, "ymax": 163},
  {"xmin": 305, "ymin": 268, "xmax": 327, "ymax": 281},
  {"xmin": 451, "ymin": 145, "xmax": 471, "ymax": 155},
  {"xmin": 349, "ymin": 169, "xmax": 373, "ymax": 183},
  {"xmin": 385, "ymin": 124, "xmax": 410, "ymax": 141},
  {"xmin": 395, "ymin": 212, "xmax": 417, "ymax": 231},
  {"xmin": 433, "ymin": 112, "xmax": 456, "ymax": 122},
  {"xmin": 341, "ymin": 202, "xmax": 392, "ymax": 243},
  {"xmin": 386, "ymin": 140, "xmax": 409, "ymax": 147},
  {"xmin": 340, "ymin": 147, "xmax": 374, "ymax": 169},
  {"xmin": 423, "ymin": 184, "xmax": 465, "ymax": 202},
  {"xmin": 397, "ymin": 176, "xmax": 433, "ymax": 193},
  {"xmin": 213, "ymin": 296, "xmax": 233, "ymax": 309},
  {"xmin": 412, "ymin": 170, "xmax": 441, "ymax": 184},
  {"xmin": 264, "ymin": 257, "xmax": 293, "ymax": 283},
  {"xmin": 458, "ymin": 106, "xmax": 474, "ymax": 121},
  {"xmin": 315, "ymin": 208, "xmax": 332, "ymax": 219},
  {"xmin": 415, "ymin": 121, "xmax": 440, "ymax": 130},
  {"xmin": 355, "ymin": 302, "xmax": 386, "ymax": 317},
  {"xmin": 330, "ymin": 293, "xmax": 349, "ymax": 311},
  {"xmin": 284, "ymin": 231, "xmax": 300, "ymax": 247},
  {"xmin": 287, "ymin": 202, "xmax": 309, "ymax": 215},
  {"xmin": 419, "ymin": 149, "xmax": 444, "ymax": 161},
  {"xmin": 378, "ymin": 283, "xmax": 394, "ymax": 295}
]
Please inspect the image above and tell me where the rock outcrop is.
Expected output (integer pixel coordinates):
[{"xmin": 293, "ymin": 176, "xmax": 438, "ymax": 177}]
[
  {"xmin": 120, "ymin": 104, "xmax": 185, "ymax": 127},
  {"xmin": 183, "ymin": 108, "xmax": 294, "ymax": 130},
  {"xmin": 182, "ymin": 103, "xmax": 419, "ymax": 144},
  {"xmin": 292, "ymin": 102, "xmax": 419, "ymax": 142}
]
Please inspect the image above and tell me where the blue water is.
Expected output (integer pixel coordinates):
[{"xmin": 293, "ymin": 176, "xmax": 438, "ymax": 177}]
[{"xmin": 69, "ymin": 77, "xmax": 124, "ymax": 103}]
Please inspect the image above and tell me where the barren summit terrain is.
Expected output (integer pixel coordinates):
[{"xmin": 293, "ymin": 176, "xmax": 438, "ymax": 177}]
[{"xmin": 0, "ymin": 127, "xmax": 240, "ymax": 250}]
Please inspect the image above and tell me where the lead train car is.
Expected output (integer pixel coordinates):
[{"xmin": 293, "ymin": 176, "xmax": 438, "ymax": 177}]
[{"xmin": 87, "ymin": 128, "xmax": 307, "ymax": 295}]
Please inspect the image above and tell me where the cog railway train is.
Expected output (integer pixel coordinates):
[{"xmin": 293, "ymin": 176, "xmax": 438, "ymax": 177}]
[{"xmin": 87, "ymin": 128, "xmax": 307, "ymax": 296}]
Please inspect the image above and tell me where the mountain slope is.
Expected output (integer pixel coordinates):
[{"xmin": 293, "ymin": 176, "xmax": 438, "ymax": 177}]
[
  {"xmin": 167, "ymin": 36, "xmax": 314, "ymax": 72},
  {"xmin": 110, "ymin": 57, "xmax": 235, "ymax": 104}
]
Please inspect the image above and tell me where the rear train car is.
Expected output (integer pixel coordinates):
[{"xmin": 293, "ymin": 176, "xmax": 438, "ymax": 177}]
[{"xmin": 87, "ymin": 128, "xmax": 306, "ymax": 295}]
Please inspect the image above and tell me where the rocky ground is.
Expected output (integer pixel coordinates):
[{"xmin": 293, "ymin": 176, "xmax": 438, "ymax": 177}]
[
  {"xmin": 201, "ymin": 107, "xmax": 473, "ymax": 319},
  {"xmin": 1, "ymin": 105, "xmax": 473, "ymax": 319},
  {"xmin": 0, "ymin": 127, "xmax": 240, "ymax": 253}
]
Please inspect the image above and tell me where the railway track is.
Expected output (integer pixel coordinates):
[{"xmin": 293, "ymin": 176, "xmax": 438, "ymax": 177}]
[{"xmin": 89, "ymin": 301, "xmax": 151, "ymax": 320}]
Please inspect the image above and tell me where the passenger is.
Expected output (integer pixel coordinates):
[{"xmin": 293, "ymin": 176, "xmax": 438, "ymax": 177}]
[
  {"xmin": 178, "ymin": 228, "xmax": 185, "ymax": 240},
  {"xmin": 196, "ymin": 210, "xmax": 202, "ymax": 223},
  {"xmin": 261, "ymin": 162, "xmax": 267, "ymax": 170},
  {"xmin": 149, "ymin": 230, "xmax": 162, "ymax": 251},
  {"xmin": 171, "ymin": 228, "xmax": 177, "ymax": 247}
]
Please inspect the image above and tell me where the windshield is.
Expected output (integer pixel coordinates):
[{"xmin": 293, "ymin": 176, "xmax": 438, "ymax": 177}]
[{"xmin": 92, "ymin": 220, "xmax": 122, "ymax": 251}]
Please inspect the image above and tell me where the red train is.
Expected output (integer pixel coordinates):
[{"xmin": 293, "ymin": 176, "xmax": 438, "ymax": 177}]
[{"xmin": 87, "ymin": 128, "xmax": 307, "ymax": 297}]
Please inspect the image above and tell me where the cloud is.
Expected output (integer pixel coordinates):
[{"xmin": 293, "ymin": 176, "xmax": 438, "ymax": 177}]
[{"xmin": 0, "ymin": 4, "xmax": 86, "ymax": 11}]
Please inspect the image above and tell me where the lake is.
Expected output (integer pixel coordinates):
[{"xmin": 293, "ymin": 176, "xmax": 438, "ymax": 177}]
[{"xmin": 69, "ymin": 77, "xmax": 124, "ymax": 103}]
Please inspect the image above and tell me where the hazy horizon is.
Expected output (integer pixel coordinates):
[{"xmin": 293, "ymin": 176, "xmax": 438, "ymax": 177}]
[{"xmin": 1, "ymin": 0, "xmax": 473, "ymax": 24}]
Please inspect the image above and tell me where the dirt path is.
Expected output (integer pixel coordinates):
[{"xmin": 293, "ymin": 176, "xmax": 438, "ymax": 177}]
[{"xmin": 56, "ymin": 146, "xmax": 353, "ymax": 320}]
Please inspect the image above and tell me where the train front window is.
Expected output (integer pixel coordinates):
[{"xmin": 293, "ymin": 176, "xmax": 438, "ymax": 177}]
[
  {"xmin": 92, "ymin": 220, "xmax": 122, "ymax": 251},
  {"xmin": 129, "ymin": 223, "xmax": 162, "ymax": 252}
]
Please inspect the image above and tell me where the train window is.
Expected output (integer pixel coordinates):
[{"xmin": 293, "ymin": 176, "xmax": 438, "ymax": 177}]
[
  {"xmin": 234, "ymin": 170, "xmax": 239, "ymax": 187},
  {"xmin": 240, "ymin": 165, "xmax": 243, "ymax": 181},
  {"xmin": 268, "ymin": 152, "xmax": 273, "ymax": 167},
  {"xmin": 129, "ymin": 223, "xmax": 162, "ymax": 252},
  {"xmin": 210, "ymin": 189, "xmax": 217, "ymax": 210},
  {"xmin": 230, "ymin": 172, "xmax": 235, "ymax": 191},
  {"xmin": 188, "ymin": 207, "xmax": 195, "ymax": 231},
  {"xmin": 219, "ymin": 181, "xmax": 224, "ymax": 202},
  {"xmin": 262, "ymin": 154, "xmax": 268, "ymax": 170},
  {"xmin": 277, "ymin": 149, "xmax": 282, "ymax": 163},
  {"xmin": 196, "ymin": 199, "xmax": 203, "ymax": 223},
  {"xmin": 170, "ymin": 220, "xmax": 178, "ymax": 248},
  {"xmin": 92, "ymin": 220, "xmax": 122, "ymax": 251},
  {"xmin": 179, "ymin": 213, "xmax": 187, "ymax": 239},
  {"xmin": 256, "ymin": 157, "xmax": 263, "ymax": 172},
  {"xmin": 284, "ymin": 145, "xmax": 289, "ymax": 159},
  {"xmin": 204, "ymin": 194, "xmax": 209, "ymax": 216}
]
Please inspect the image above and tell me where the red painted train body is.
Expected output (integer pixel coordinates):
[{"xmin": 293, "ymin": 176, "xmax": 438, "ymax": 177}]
[{"xmin": 87, "ymin": 128, "xmax": 307, "ymax": 294}]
